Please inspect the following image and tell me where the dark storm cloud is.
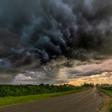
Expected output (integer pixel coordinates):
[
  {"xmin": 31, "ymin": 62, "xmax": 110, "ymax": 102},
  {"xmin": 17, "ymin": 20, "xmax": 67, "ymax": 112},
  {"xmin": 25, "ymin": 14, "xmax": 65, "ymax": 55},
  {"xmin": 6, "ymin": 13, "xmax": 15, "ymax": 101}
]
[
  {"xmin": 0, "ymin": 0, "xmax": 112, "ymax": 56},
  {"xmin": 1, "ymin": 0, "xmax": 112, "ymax": 84}
]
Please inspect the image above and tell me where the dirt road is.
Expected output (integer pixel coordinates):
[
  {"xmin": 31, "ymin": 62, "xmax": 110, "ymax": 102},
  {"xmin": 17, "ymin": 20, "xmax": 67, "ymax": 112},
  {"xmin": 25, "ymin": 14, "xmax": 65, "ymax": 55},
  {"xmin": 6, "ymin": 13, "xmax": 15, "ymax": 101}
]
[{"xmin": 0, "ymin": 88, "xmax": 101, "ymax": 112}]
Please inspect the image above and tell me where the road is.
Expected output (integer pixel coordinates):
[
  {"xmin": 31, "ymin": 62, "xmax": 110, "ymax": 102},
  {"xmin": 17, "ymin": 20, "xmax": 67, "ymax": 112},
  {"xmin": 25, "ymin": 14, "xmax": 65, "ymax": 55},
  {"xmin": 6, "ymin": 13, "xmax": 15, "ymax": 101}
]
[{"xmin": 0, "ymin": 88, "xmax": 101, "ymax": 112}]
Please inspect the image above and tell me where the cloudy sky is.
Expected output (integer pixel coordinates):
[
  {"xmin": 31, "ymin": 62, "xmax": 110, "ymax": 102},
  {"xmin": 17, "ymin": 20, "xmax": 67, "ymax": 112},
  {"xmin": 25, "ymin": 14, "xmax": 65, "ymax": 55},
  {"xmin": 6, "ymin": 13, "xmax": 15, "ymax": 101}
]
[
  {"xmin": 0, "ymin": 0, "xmax": 112, "ymax": 85},
  {"xmin": 4, "ymin": 58, "xmax": 112, "ymax": 85}
]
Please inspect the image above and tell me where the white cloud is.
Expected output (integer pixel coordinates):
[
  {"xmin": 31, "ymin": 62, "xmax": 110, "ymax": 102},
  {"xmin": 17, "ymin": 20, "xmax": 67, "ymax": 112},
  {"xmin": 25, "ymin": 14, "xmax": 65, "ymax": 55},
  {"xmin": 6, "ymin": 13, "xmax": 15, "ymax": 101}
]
[{"xmin": 14, "ymin": 73, "xmax": 32, "ymax": 81}]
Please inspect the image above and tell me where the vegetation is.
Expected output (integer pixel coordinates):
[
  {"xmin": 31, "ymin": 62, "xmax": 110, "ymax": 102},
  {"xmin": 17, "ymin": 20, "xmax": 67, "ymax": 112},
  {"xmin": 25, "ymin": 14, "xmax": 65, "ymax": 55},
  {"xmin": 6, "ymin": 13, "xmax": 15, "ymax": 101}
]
[
  {"xmin": 0, "ymin": 84, "xmax": 91, "ymax": 107},
  {"xmin": 0, "ymin": 84, "xmax": 80, "ymax": 97},
  {"xmin": 98, "ymin": 85, "xmax": 112, "ymax": 96},
  {"xmin": 98, "ymin": 85, "xmax": 112, "ymax": 112}
]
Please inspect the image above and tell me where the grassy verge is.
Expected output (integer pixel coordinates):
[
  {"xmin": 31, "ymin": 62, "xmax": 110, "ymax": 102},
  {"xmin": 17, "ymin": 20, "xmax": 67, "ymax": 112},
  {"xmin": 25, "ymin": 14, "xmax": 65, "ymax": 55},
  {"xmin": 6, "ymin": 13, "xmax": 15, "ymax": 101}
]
[
  {"xmin": 98, "ymin": 87, "xmax": 112, "ymax": 112},
  {"xmin": 0, "ymin": 86, "xmax": 89, "ymax": 108}
]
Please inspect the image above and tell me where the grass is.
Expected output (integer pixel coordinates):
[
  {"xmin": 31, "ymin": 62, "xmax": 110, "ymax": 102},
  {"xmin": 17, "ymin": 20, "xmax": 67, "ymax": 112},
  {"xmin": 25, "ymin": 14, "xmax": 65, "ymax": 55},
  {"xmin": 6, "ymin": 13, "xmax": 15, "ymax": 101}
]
[
  {"xmin": 99, "ymin": 88, "xmax": 112, "ymax": 96},
  {"xmin": 0, "ymin": 86, "xmax": 88, "ymax": 108},
  {"xmin": 98, "ymin": 87, "xmax": 112, "ymax": 112},
  {"xmin": 102, "ymin": 89, "xmax": 112, "ymax": 112}
]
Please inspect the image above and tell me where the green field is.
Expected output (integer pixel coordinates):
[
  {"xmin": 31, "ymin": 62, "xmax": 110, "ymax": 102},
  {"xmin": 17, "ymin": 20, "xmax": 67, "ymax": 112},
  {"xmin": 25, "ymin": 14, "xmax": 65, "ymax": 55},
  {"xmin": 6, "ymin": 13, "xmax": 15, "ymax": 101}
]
[{"xmin": 0, "ymin": 84, "xmax": 90, "ymax": 107}]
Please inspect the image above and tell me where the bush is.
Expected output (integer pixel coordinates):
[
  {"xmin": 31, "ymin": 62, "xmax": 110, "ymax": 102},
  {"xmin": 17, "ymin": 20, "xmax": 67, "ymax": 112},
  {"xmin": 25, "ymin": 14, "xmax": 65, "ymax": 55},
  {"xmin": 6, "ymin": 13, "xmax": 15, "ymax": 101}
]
[{"xmin": 0, "ymin": 84, "xmax": 77, "ymax": 97}]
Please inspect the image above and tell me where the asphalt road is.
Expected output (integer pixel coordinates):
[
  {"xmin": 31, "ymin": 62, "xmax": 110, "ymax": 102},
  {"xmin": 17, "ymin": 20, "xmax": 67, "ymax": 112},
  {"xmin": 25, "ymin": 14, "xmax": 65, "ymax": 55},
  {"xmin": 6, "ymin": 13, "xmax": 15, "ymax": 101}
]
[{"xmin": 0, "ymin": 88, "xmax": 101, "ymax": 112}]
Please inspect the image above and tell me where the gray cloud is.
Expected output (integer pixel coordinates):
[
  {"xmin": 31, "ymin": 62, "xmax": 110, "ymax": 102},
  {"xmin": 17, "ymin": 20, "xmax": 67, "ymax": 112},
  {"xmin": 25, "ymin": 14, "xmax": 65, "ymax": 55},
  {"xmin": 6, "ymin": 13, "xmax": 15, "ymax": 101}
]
[{"xmin": 0, "ymin": 0, "xmax": 112, "ymax": 84}]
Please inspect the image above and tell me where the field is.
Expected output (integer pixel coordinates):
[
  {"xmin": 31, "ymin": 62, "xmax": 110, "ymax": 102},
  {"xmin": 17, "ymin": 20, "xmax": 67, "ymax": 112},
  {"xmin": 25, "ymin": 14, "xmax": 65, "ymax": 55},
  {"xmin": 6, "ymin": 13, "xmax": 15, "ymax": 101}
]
[{"xmin": 0, "ymin": 84, "xmax": 91, "ymax": 107}]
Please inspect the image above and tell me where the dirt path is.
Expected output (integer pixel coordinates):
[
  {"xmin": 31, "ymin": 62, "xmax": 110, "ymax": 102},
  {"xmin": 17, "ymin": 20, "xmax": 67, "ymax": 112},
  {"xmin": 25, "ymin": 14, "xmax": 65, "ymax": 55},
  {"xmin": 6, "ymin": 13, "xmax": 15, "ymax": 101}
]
[{"xmin": 0, "ymin": 88, "xmax": 101, "ymax": 112}]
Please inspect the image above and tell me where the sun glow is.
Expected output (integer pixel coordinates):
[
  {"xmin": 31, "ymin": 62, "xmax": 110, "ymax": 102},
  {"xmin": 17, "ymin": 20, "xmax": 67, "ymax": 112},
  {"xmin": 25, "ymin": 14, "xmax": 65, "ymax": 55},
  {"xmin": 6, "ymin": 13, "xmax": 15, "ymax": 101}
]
[{"xmin": 68, "ymin": 72, "xmax": 112, "ymax": 86}]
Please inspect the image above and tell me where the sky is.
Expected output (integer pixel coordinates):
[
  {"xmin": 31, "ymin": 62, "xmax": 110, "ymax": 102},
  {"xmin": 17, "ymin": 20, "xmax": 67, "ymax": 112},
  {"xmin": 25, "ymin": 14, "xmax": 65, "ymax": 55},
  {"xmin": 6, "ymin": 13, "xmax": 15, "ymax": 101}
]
[
  {"xmin": 1, "ymin": 58, "xmax": 112, "ymax": 85},
  {"xmin": 0, "ymin": 0, "xmax": 112, "ymax": 85}
]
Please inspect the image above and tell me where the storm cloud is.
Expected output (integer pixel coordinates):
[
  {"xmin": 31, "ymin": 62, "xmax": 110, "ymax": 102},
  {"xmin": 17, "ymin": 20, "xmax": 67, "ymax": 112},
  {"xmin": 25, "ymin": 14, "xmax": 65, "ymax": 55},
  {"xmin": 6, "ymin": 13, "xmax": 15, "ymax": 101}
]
[
  {"xmin": 1, "ymin": 0, "xmax": 112, "ymax": 84},
  {"xmin": 0, "ymin": 0, "xmax": 112, "ymax": 61}
]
